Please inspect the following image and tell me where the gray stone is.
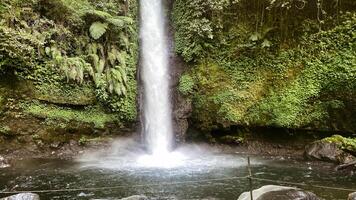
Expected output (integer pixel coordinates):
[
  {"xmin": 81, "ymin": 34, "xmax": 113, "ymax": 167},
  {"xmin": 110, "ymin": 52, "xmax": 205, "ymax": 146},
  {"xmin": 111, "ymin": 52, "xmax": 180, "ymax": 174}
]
[
  {"xmin": 0, "ymin": 155, "xmax": 10, "ymax": 168},
  {"xmin": 170, "ymin": 50, "xmax": 192, "ymax": 143},
  {"xmin": 305, "ymin": 141, "xmax": 355, "ymax": 164},
  {"xmin": 256, "ymin": 189, "xmax": 321, "ymax": 200},
  {"xmin": 238, "ymin": 185, "xmax": 296, "ymax": 200},
  {"xmin": 348, "ymin": 192, "xmax": 356, "ymax": 200},
  {"xmin": 119, "ymin": 195, "xmax": 148, "ymax": 200},
  {"xmin": 0, "ymin": 193, "xmax": 40, "ymax": 200},
  {"xmin": 238, "ymin": 185, "xmax": 322, "ymax": 200}
]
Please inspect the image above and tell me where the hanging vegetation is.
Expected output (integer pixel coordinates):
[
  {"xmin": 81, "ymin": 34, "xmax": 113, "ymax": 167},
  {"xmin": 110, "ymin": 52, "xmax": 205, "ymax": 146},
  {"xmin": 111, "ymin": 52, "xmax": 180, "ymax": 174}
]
[
  {"xmin": 0, "ymin": 0, "xmax": 139, "ymax": 122},
  {"xmin": 173, "ymin": 0, "xmax": 356, "ymax": 132}
]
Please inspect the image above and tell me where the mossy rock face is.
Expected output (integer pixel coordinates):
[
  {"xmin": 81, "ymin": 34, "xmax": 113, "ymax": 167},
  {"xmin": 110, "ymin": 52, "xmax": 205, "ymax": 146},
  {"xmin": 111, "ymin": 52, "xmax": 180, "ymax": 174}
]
[
  {"xmin": 33, "ymin": 82, "xmax": 96, "ymax": 106},
  {"xmin": 173, "ymin": 1, "xmax": 356, "ymax": 133},
  {"xmin": 0, "ymin": 95, "xmax": 4, "ymax": 113},
  {"xmin": 322, "ymin": 135, "xmax": 356, "ymax": 154},
  {"xmin": 20, "ymin": 101, "xmax": 120, "ymax": 129},
  {"xmin": 305, "ymin": 135, "xmax": 356, "ymax": 164}
]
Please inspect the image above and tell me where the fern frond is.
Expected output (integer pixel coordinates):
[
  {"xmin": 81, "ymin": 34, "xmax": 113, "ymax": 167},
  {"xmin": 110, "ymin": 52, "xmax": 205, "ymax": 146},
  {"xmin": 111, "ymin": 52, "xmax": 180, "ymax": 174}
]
[
  {"xmin": 118, "ymin": 67, "xmax": 127, "ymax": 84},
  {"xmin": 97, "ymin": 59, "xmax": 105, "ymax": 75},
  {"xmin": 120, "ymin": 33, "xmax": 130, "ymax": 50},
  {"xmin": 117, "ymin": 51, "xmax": 126, "ymax": 67},
  {"xmin": 97, "ymin": 43, "xmax": 105, "ymax": 57},
  {"xmin": 107, "ymin": 18, "xmax": 124, "ymax": 28},
  {"xmin": 89, "ymin": 22, "xmax": 108, "ymax": 40},
  {"xmin": 121, "ymin": 84, "xmax": 127, "ymax": 96},
  {"xmin": 87, "ymin": 43, "xmax": 98, "ymax": 54},
  {"xmin": 114, "ymin": 82, "xmax": 122, "ymax": 96},
  {"xmin": 84, "ymin": 10, "xmax": 112, "ymax": 20}
]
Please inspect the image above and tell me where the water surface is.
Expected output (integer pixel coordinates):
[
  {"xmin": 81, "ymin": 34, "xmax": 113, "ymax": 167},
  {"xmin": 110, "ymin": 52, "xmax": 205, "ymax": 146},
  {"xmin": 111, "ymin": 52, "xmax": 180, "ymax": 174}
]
[{"xmin": 0, "ymin": 152, "xmax": 355, "ymax": 200}]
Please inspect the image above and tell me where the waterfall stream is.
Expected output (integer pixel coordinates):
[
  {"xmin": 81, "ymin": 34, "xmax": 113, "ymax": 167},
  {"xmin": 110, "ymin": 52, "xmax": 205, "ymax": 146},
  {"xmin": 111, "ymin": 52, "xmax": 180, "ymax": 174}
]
[{"xmin": 139, "ymin": 0, "xmax": 181, "ymax": 166}]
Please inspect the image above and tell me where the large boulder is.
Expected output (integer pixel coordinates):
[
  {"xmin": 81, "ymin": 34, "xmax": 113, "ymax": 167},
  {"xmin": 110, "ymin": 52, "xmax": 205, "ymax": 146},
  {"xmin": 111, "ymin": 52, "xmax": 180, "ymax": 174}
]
[
  {"xmin": 0, "ymin": 193, "xmax": 40, "ymax": 200},
  {"xmin": 305, "ymin": 140, "xmax": 355, "ymax": 164},
  {"xmin": 349, "ymin": 192, "xmax": 356, "ymax": 200},
  {"xmin": 238, "ymin": 185, "xmax": 321, "ymax": 200},
  {"xmin": 257, "ymin": 189, "xmax": 321, "ymax": 200}
]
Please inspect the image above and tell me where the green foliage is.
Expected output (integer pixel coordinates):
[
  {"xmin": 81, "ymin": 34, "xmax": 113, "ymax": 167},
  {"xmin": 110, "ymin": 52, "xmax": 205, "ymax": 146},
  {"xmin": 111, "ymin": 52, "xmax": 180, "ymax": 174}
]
[
  {"xmin": 0, "ymin": 125, "xmax": 11, "ymax": 136},
  {"xmin": 219, "ymin": 135, "xmax": 245, "ymax": 145},
  {"xmin": 21, "ymin": 101, "xmax": 119, "ymax": 128},
  {"xmin": 0, "ymin": 0, "xmax": 139, "ymax": 123},
  {"xmin": 0, "ymin": 95, "xmax": 4, "ymax": 110},
  {"xmin": 323, "ymin": 135, "xmax": 356, "ymax": 153},
  {"xmin": 90, "ymin": 22, "xmax": 108, "ymax": 40},
  {"xmin": 0, "ymin": 25, "xmax": 41, "ymax": 70},
  {"xmin": 34, "ymin": 82, "xmax": 96, "ymax": 106},
  {"xmin": 178, "ymin": 74, "xmax": 195, "ymax": 96},
  {"xmin": 174, "ymin": 0, "xmax": 356, "ymax": 131},
  {"xmin": 78, "ymin": 136, "xmax": 89, "ymax": 146}
]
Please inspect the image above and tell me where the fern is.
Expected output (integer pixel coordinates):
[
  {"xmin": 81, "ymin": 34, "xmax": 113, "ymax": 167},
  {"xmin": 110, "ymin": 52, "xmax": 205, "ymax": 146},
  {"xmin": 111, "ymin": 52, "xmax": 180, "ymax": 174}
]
[{"xmin": 89, "ymin": 22, "xmax": 108, "ymax": 40}]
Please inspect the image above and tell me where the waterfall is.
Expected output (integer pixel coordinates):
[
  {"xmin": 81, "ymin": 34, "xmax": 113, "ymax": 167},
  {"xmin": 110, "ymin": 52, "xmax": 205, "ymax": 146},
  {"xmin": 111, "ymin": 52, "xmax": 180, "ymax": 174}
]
[{"xmin": 140, "ymin": 0, "xmax": 173, "ymax": 155}]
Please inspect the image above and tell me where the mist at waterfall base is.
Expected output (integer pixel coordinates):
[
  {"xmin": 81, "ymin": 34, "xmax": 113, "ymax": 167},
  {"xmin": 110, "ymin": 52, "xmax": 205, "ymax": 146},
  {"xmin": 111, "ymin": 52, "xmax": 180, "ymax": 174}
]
[{"xmin": 78, "ymin": 138, "xmax": 250, "ymax": 170}]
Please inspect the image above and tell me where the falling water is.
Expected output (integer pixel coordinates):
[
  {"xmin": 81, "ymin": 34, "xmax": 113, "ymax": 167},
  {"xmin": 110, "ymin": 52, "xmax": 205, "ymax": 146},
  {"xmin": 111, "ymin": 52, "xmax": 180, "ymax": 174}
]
[{"xmin": 140, "ymin": 0, "xmax": 173, "ymax": 155}]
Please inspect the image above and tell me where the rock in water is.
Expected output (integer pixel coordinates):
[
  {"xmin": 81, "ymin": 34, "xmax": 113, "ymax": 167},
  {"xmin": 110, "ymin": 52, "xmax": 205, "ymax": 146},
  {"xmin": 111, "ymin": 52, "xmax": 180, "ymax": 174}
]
[
  {"xmin": 305, "ymin": 141, "xmax": 355, "ymax": 164},
  {"xmin": 0, "ymin": 193, "xmax": 40, "ymax": 200},
  {"xmin": 257, "ymin": 189, "xmax": 321, "ymax": 200},
  {"xmin": 119, "ymin": 195, "xmax": 148, "ymax": 200},
  {"xmin": 349, "ymin": 192, "xmax": 356, "ymax": 200},
  {"xmin": 238, "ymin": 185, "xmax": 322, "ymax": 200}
]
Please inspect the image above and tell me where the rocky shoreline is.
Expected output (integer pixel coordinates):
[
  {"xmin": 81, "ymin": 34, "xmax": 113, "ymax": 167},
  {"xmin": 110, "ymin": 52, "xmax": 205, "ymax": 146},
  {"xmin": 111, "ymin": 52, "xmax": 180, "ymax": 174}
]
[{"xmin": 0, "ymin": 134, "xmax": 354, "ymax": 169}]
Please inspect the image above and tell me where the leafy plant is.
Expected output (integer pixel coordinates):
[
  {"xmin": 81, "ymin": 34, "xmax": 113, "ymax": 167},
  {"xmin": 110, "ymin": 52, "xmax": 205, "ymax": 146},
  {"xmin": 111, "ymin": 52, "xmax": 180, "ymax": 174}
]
[
  {"xmin": 178, "ymin": 74, "xmax": 195, "ymax": 96},
  {"xmin": 89, "ymin": 22, "xmax": 108, "ymax": 40}
]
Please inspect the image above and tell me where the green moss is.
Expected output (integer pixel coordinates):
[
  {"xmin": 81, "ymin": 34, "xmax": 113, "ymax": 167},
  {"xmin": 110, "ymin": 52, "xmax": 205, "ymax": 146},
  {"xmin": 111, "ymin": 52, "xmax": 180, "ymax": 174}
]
[
  {"xmin": 178, "ymin": 74, "xmax": 195, "ymax": 96},
  {"xmin": 174, "ymin": 0, "xmax": 356, "ymax": 132},
  {"xmin": 219, "ymin": 135, "xmax": 244, "ymax": 144},
  {"xmin": 21, "ymin": 101, "xmax": 119, "ymax": 128},
  {"xmin": 0, "ymin": 95, "xmax": 3, "ymax": 109},
  {"xmin": 323, "ymin": 135, "xmax": 356, "ymax": 153},
  {"xmin": 34, "ymin": 82, "xmax": 96, "ymax": 106},
  {"xmin": 0, "ymin": 125, "xmax": 12, "ymax": 136}
]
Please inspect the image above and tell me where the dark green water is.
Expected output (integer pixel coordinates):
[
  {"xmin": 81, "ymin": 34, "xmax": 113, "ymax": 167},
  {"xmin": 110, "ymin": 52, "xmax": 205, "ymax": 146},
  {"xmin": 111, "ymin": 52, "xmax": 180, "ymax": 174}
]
[{"xmin": 0, "ymin": 154, "xmax": 355, "ymax": 200}]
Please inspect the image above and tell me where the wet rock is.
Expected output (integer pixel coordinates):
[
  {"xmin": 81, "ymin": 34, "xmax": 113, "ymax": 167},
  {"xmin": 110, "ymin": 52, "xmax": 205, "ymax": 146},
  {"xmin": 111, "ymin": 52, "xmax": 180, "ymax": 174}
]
[
  {"xmin": 305, "ymin": 140, "xmax": 355, "ymax": 164},
  {"xmin": 335, "ymin": 160, "xmax": 356, "ymax": 172},
  {"xmin": 238, "ymin": 185, "xmax": 321, "ymax": 200},
  {"xmin": 257, "ymin": 189, "xmax": 321, "ymax": 200},
  {"xmin": 0, "ymin": 155, "xmax": 10, "ymax": 168},
  {"xmin": 169, "ymin": 37, "xmax": 191, "ymax": 143},
  {"xmin": 173, "ymin": 94, "xmax": 192, "ymax": 143},
  {"xmin": 0, "ymin": 193, "xmax": 40, "ymax": 200},
  {"xmin": 50, "ymin": 141, "xmax": 62, "ymax": 149},
  {"xmin": 119, "ymin": 195, "xmax": 148, "ymax": 200},
  {"xmin": 349, "ymin": 192, "xmax": 356, "ymax": 200}
]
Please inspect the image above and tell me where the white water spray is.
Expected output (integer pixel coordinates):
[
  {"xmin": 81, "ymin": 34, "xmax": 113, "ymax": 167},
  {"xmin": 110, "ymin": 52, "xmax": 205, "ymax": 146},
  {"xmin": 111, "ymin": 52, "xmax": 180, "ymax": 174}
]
[{"xmin": 140, "ymin": 0, "xmax": 174, "ymax": 156}]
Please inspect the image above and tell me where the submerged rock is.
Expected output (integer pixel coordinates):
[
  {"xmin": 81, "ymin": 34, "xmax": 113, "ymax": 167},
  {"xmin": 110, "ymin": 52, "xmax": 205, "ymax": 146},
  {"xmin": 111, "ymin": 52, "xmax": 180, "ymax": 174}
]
[
  {"xmin": 238, "ymin": 185, "xmax": 321, "ymax": 200},
  {"xmin": 305, "ymin": 140, "xmax": 355, "ymax": 164},
  {"xmin": 0, "ymin": 193, "xmax": 40, "ymax": 200},
  {"xmin": 349, "ymin": 192, "xmax": 356, "ymax": 200}
]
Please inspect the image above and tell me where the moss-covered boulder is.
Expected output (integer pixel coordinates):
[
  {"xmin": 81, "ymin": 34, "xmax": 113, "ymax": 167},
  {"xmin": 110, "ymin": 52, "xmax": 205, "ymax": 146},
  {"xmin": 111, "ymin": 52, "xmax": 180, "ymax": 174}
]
[{"xmin": 305, "ymin": 135, "xmax": 356, "ymax": 164}]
